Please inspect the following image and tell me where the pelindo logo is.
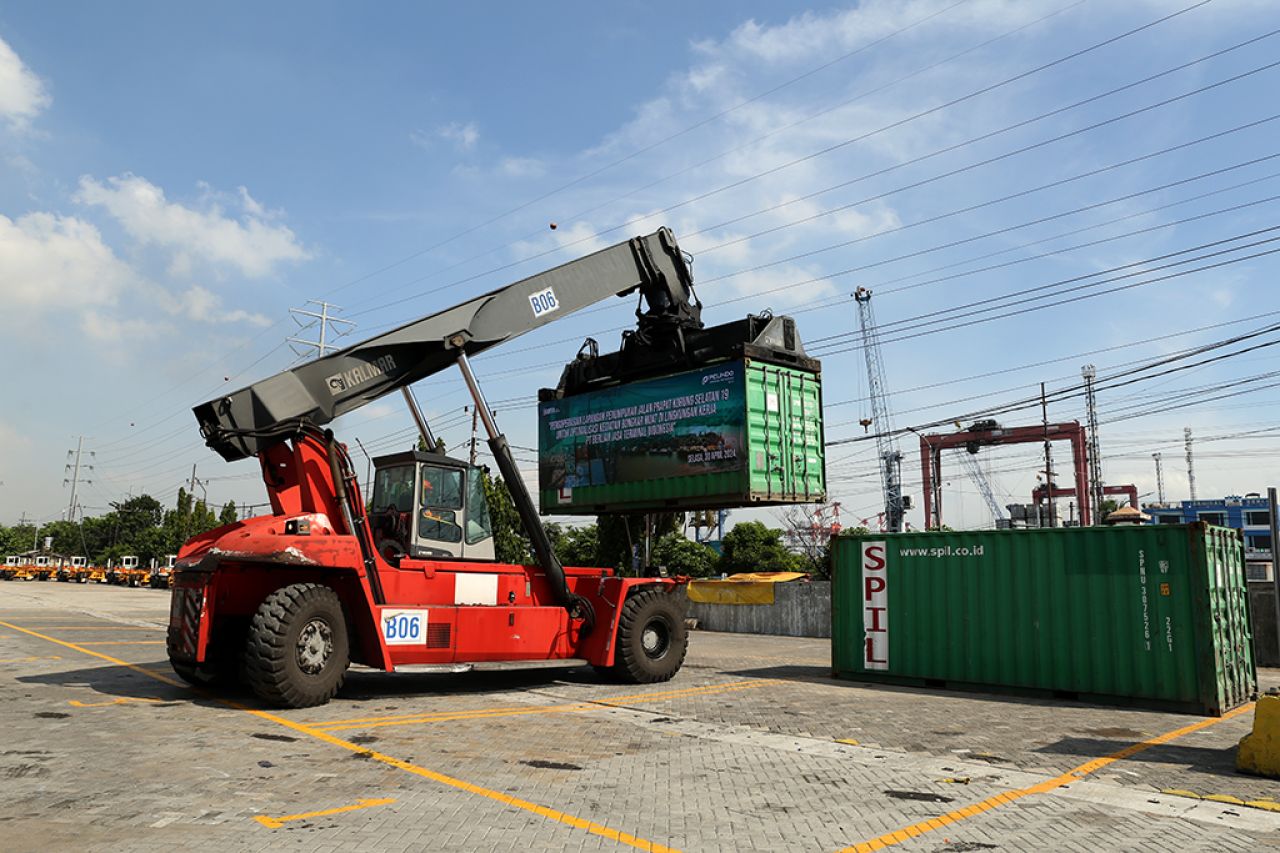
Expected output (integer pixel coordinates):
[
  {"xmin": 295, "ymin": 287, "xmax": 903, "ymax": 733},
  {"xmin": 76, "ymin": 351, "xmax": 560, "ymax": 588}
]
[{"xmin": 861, "ymin": 540, "xmax": 888, "ymax": 671}]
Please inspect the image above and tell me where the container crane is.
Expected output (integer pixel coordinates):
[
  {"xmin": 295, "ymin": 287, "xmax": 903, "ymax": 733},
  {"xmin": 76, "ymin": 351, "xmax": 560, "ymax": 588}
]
[{"xmin": 853, "ymin": 287, "xmax": 905, "ymax": 533}]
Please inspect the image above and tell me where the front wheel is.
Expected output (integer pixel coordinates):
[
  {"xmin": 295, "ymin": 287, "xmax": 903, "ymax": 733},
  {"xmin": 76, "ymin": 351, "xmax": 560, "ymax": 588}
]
[
  {"xmin": 243, "ymin": 583, "xmax": 350, "ymax": 708},
  {"xmin": 608, "ymin": 586, "xmax": 688, "ymax": 684}
]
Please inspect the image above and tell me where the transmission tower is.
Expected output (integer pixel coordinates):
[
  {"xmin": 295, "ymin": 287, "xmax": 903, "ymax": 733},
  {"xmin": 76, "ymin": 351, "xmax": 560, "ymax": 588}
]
[
  {"xmin": 1081, "ymin": 364, "xmax": 1104, "ymax": 523},
  {"xmin": 63, "ymin": 436, "xmax": 94, "ymax": 518},
  {"xmin": 1152, "ymin": 452, "xmax": 1166, "ymax": 504},
  {"xmin": 854, "ymin": 287, "xmax": 905, "ymax": 532},
  {"xmin": 288, "ymin": 300, "xmax": 356, "ymax": 357},
  {"xmin": 1184, "ymin": 427, "xmax": 1197, "ymax": 500}
]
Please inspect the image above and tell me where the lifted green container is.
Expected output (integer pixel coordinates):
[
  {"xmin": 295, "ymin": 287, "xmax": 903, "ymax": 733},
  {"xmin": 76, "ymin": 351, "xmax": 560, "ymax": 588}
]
[
  {"xmin": 538, "ymin": 357, "xmax": 824, "ymax": 514},
  {"xmin": 832, "ymin": 524, "xmax": 1256, "ymax": 716}
]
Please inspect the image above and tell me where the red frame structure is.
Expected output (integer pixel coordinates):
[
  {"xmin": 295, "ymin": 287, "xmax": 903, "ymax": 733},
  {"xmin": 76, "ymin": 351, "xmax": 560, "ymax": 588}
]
[
  {"xmin": 1031, "ymin": 483, "xmax": 1138, "ymax": 511},
  {"xmin": 919, "ymin": 422, "xmax": 1091, "ymax": 529}
]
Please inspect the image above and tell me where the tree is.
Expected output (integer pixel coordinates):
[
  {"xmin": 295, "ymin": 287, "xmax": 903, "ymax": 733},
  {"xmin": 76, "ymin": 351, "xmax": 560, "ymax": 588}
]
[
  {"xmin": 219, "ymin": 501, "xmax": 239, "ymax": 527},
  {"xmin": 650, "ymin": 532, "xmax": 718, "ymax": 577},
  {"xmin": 0, "ymin": 523, "xmax": 37, "ymax": 555},
  {"xmin": 545, "ymin": 522, "xmax": 600, "ymax": 567},
  {"xmin": 718, "ymin": 520, "xmax": 806, "ymax": 574},
  {"xmin": 595, "ymin": 513, "xmax": 683, "ymax": 574},
  {"xmin": 1098, "ymin": 498, "xmax": 1120, "ymax": 524},
  {"xmin": 776, "ymin": 506, "xmax": 831, "ymax": 576},
  {"xmin": 481, "ymin": 469, "xmax": 532, "ymax": 565},
  {"xmin": 37, "ymin": 520, "xmax": 84, "ymax": 557}
]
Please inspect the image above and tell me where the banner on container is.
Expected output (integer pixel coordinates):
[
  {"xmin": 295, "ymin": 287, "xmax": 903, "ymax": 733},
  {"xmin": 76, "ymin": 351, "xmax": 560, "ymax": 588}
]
[
  {"xmin": 538, "ymin": 362, "xmax": 746, "ymax": 499},
  {"xmin": 862, "ymin": 540, "xmax": 888, "ymax": 670}
]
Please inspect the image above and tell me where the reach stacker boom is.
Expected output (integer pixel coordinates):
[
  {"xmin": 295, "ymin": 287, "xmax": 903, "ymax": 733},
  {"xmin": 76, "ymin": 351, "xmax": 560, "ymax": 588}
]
[{"xmin": 168, "ymin": 227, "xmax": 813, "ymax": 708}]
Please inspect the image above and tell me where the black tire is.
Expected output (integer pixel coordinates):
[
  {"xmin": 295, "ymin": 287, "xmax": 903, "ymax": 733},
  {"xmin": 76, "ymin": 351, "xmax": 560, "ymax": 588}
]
[
  {"xmin": 168, "ymin": 617, "xmax": 246, "ymax": 688},
  {"xmin": 242, "ymin": 583, "xmax": 350, "ymax": 708},
  {"xmin": 170, "ymin": 659, "xmax": 217, "ymax": 686},
  {"xmin": 609, "ymin": 586, "xmax": 687, "ymax": 684}
]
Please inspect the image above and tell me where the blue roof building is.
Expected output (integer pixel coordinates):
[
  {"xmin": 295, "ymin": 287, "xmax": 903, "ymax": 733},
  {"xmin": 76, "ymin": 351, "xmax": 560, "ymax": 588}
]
[{"xmin": 1145, "ymin": 494, "xmax": 1273, "ymax": 565}]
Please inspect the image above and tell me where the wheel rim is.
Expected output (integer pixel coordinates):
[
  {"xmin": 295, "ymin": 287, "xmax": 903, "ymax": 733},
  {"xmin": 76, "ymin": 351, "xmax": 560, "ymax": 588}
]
[
  {"xmin": 640, "ymin": 617, "xmax": 671, "ymax": 661},
  {"xmin": 296, "ymin": 618, "xmax": 334, "ymax": 675}
]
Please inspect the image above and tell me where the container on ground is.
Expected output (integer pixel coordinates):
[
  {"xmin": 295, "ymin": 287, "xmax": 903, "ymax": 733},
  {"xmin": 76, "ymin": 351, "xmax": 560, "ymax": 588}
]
[
  {"xmin": 832, "ymin": 523, "xmax": 1256, "ymax": 716},
  {"xmin": 538, "ymin": 357, "xmax": 824, "ymax": 514}
]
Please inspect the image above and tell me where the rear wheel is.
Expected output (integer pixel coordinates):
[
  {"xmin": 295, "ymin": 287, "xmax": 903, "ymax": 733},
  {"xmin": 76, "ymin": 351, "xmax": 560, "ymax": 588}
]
[
  {"xmin": 168, "ymin": 617, "xmax": 246, "ymax": 687},
  {"xmin": 243, "ymin": 583, "xmax": 350, "ymax": 708},
  {"xmin": 609, "ymin": 586, "xmax": 687, "ymax": 683}
]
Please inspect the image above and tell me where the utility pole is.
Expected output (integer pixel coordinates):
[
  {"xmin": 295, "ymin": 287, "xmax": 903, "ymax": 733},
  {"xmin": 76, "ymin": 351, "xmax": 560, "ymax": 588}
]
[
  {"xmin": 288, "ymin": 300, "xmax": 356, "ymax": 358},
  {"xmin": 1041, "ymin": 383, "xmax": 1056, "ymax": 528},
  {"xmin": 1152, "ymin": 452, "xmax": 1166, "ymax": 504},
  {"xmin": 1082, "ymin": 365, "xmax": 1103, "ymax": 521},
  {"xmin": 64, "ymin": 436, "xmax": 93, "ymax": 519},
  {"xmin": 19, "ymin": 512, "xmax": 36, "ymax": 551},
  {"xmin": 1184, "ymin": 427, "xmax": 1197, "ymax": 501},
  {"xmin": 469, "ymin": 405, "xmax": 479, "ymax": 466}
]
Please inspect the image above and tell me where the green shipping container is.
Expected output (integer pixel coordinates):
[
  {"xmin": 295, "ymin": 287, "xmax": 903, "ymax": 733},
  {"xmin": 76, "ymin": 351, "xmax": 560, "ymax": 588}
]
[
  {"xmin": 832, "ymin": 524, "xmax": 1256, "ymax": 715},
  {"xmin": 537, "ymin": 358, "xmax": 825, "ymax": 514}
]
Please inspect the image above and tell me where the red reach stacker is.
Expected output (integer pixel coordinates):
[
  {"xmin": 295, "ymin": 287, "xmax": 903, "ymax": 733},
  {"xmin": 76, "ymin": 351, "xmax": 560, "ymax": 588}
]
[{"xmin": 168, "ymin": 227, "xmax": 813, "ymax": 707}]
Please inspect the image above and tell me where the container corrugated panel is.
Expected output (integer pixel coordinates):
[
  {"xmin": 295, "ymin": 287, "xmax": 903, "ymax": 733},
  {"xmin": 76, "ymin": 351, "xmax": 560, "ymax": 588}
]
[
  {"xmin": 538, "ymin": 358, "xmax": 825, "ymax": 514},
  {"xmin": 832, "ymin": 524, "xmax": 1256, "ymax": 716}
]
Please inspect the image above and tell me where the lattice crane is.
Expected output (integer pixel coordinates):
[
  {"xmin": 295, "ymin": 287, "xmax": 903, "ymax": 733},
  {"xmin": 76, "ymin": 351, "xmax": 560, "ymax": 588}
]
[
  {"xmin": 956, "ymin": 451, "xmax": 1005, "ymax": 527},
  {"xmin": 853, "ymin": 287, "xmax": 905, "ymax": 533}
]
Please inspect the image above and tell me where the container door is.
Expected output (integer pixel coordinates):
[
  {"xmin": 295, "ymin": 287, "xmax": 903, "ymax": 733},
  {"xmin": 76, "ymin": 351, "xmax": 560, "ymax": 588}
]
[
  {"xmin": 745, "ymin": 362, "xmax": 825, "ymax": 502},
  {"xmin": 1208, "ymin": 527, "xmax": 1257, "ymax": 711},
  {"xmin": 746, "ymin": 363, "xmax": 784, "ymax": 500},
  {"xmin": 1213, "ymin": 527, "xmax": 1254, "ymax": 706}
]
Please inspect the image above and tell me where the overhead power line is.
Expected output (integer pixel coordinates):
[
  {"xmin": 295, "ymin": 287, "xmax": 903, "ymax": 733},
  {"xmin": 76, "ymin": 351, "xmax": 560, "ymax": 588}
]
[{"xmin": 346, "ymin": 1, "xmax": 1215, "ymax": 320}]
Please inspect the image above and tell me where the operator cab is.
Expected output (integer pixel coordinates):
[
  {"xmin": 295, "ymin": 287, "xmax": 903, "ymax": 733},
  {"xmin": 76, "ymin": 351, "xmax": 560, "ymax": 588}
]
[{"xmin": 368, "ymin": 449, "xmax": 495, "ymax": 563}]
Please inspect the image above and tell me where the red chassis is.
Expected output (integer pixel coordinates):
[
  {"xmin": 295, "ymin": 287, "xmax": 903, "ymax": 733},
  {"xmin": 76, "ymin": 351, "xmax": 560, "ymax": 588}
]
[{"xmin": 167, "ymin": 433, "xmax": 680, "ymax": 691}]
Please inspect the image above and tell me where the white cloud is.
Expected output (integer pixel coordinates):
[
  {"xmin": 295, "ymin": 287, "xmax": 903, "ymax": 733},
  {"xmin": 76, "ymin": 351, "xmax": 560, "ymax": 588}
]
[
  {"xmin": 436, "ymin": 121, "xmax": 479, "ymax": 151},
  {"xmin": 0, "ymin": 418, "xmax": 31, "ymax": 451},
  {"xmin": 498, "ymin": 157, "xmax": 546, "ymax": 178},
  {"xmin": 0, "ymin": 211, "xmax": 132, "ymax": 310},
  {"xmin": 79, "ymin": 310, "xmax": 162, "ymax": 342},
  {"xmin": 75, "ymin": 173, "xmax": 310, "ymax": 278},
  {"xmin": 0, "ymin": 36, "xmax": 50, "ymax": 130},
  {"xmin": 161, "ymin": 284, "xmax": 272, "ymax": 327}
]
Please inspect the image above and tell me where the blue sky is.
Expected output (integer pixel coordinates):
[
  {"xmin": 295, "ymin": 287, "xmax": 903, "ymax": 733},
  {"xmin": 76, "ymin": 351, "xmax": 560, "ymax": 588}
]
[{"xmin": 2, "ymin": 0, "xmax": 1278, "ymax": 530}]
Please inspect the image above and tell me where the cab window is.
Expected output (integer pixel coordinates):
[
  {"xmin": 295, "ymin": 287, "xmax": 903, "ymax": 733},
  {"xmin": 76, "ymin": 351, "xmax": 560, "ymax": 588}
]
[
  {"xmin": 419, "ymin": 508, "xmax": 462, "ymax": 543},
  {"xmin": 421, "ymin": 466, "xmax": 463, "ymax": 510},
  {"xmin": 465, "ymin": 467, "xmax": 494, "ymax": 545},
  {"xmin": 372, "ymin": 465, "xmax": 414, "ymax": 512}
]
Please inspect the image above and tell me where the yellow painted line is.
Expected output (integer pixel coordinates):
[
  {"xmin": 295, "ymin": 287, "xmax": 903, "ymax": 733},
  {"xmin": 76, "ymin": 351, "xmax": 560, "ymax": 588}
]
[
  {"xmin": 23, "ymin": 625, "xmax": 160, "ymax": 630},
  {"xmin": 68, "ymin": 697, "xmax": 163, "ymax": 708},
  {"xmin": 0, "ymin": 655, "xmax": 63, "ymax": 663},
  {"xmin": 1160, "ymin": 788, "xmax": 1280, "ymax": 812},
  {"xmin": 0, "ymin": 618, "xmax": 679, "ymax": 853},
  {"xmin": 315, "ymin": 680, "xmax": 775, "ymax": 731},
  {"xmin": 76, "ymin": 640, "xmax": 167, "ymax": 646},
  {"xmin": 840, "ymin": 703, "xmax": 1257, "ymax": 853},
  {"xmin": 255, "ymin": 797, "xmax": 395, "ymax": 829}
]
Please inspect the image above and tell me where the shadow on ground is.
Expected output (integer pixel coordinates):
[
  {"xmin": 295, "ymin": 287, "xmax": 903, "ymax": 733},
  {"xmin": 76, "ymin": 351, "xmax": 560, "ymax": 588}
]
[
  {"xmin": 18, "ymin": 658, "xmax": 610, "ymax": 710},
  {"xmin": 1035, "ymin": 736, "xmax": 1242, "ymax": 777}
]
